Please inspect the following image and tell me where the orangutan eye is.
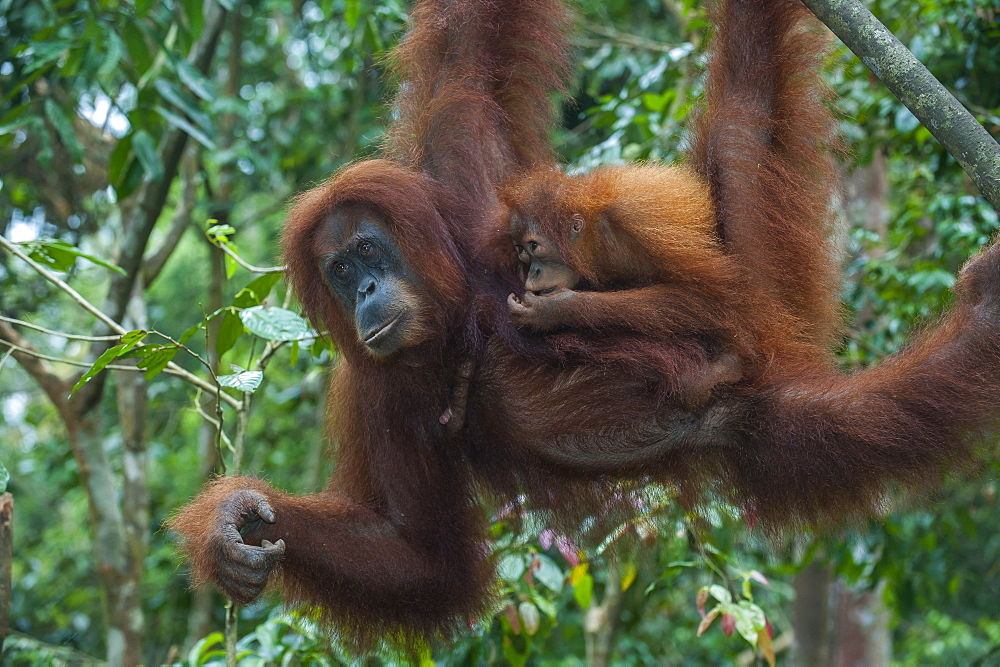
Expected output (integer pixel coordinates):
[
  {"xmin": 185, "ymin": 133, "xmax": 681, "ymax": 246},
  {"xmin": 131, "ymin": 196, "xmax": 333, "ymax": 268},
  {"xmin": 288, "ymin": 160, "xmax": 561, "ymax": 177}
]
[
  {"xmin": 358, "ymin": 241, "xmax": 374, "ymax": 257},
  {"xmin": 529, "ymin": 241, "xmax": 539, "ymax": 252},
  {"xmin": 332, "ymin": 261, "xmax": 351, "ymax": 278}
]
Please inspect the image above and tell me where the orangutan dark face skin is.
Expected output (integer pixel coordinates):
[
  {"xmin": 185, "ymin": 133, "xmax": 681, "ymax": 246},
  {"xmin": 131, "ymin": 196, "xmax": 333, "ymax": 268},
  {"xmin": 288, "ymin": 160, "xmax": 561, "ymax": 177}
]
[{"xmin": 317, "ymin": 203, "xmax": 426, "ymax": 357}]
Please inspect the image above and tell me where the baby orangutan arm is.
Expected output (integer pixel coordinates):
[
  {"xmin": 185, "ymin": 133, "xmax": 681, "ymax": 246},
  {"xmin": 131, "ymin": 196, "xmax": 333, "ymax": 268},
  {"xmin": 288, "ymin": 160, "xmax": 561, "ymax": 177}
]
[{"xmin": 508, "ymin": 283, "xmax": 730, "ymax": 336}]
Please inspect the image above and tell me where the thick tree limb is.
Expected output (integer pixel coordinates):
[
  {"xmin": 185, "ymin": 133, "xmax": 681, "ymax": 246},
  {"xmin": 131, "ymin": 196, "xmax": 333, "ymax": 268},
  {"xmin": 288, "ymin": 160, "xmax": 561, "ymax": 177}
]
[
  {"xmin": 142, "ymin": 151, "xmax": 199, "ymax": 286},
  {"xmin": 801, "ymin": 0, "xmax": 1000, "ymax": 211}
]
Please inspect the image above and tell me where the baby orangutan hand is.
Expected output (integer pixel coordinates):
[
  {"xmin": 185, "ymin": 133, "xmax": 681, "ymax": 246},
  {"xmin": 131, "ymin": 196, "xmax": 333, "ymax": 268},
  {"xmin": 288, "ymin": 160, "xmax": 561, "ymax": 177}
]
[{"xmin": 507, "ymin": 288, "xmax": 578, "ymax": 331}]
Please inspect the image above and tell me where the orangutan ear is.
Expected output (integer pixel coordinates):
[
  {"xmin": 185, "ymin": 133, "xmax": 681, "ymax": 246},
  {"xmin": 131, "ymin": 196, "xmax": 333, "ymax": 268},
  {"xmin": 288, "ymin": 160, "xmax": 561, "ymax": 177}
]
[{"xmin": 570, "ymin": 213, "xmax": 585, "ymax": 240}]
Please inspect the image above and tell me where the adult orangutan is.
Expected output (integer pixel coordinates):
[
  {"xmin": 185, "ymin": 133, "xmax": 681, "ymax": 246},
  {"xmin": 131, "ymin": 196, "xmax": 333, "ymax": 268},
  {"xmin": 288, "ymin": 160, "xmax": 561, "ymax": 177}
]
[
  {"xmin": 171, "ymin": 0, "xmax": 574, "ymax": 646},
  {"xmin": 171, "ymin": 0, "xmax": 1000, "ymax": 649}
]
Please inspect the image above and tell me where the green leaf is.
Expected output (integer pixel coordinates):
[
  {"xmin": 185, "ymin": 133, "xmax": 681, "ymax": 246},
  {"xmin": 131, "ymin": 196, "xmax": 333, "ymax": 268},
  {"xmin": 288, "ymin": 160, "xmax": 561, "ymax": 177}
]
[
  {"xmin": 121, "ymin": 330, "xmax": 149, "ymax": 345},
  {"xmin": 154, "ymin": 105, "xmax": 216, "ymax": 149},
  {"xmin": 216, "ymin": 308, "xmax": 244, "ymax": 358},
  {"xmin": 574, "ymin": 573, "xmax": 594, "ymax": 608},
  {"xmin": 732, "ymin": 600, "xmax": 766, "ymax": 646},
  {"xmin": 190, "ymin": 631, "xmax": 224, "ymax": 665},
  {"xmin": 709, "ymin": 584, "xmax": 731, "ymax": 604},
  {"xmin": 0, "ymin": 101, "xmax": 32, "ymax": 132},
  {"xmin": 206, "ymin": 223, "xmax": 235, "ymax": 242},
  {"xmin": 131, "ymin": 129, "xmax": 163, "ymax": 181},
  {"xmin": 178, "ymin": 321, "xmax": 204, "ymax": 345},
  {"xmin": 217, "ymin": 370, "xmax": 263, "ymax": 392},
  {"xmin": 70, "ymin": 336, "xmax": 144, "ymax": 395},
  {"xmin": 43, "ymin": 98, "xmax": 83, "ymax": 161},
  {"xmin": 345, "ymin": 0, "xmax": 361, "ymax": 28},
  {"xmin": 154, "ymin": 78, "xmax": 212, "ymax": 132},
  {"xmin": 108, "ymin": 134, "xmax": 133, "ymax": 189},
  {"xmin": 26, "ymin": 242, "xmax": 76, "ymax": 272},
  {"xmin": 123, "ymin": 23, "xmax": 153, "ymax": 75},
  {"xmin": 642, "ymin": 92, "xmax": 671, "ymax": 113},
  {"xmin": 497, "ymin": 554, "xmax": 526, "ymax": 582},
  {"xmin": 97, "ymin": 31, "xmax": 124, "ymax": 79},
  {"xmin": 310, "ymin": 336, "xmax": 332, "ymax": 357},
  {"xmin": 233, "ymin": 273, "xmax": 282, "ymax": 308},
  {"xmin": 23, "ymin": 41, "xmax": 70, "ymax": 75},
  {"xmin": 182, "ymin": 0, "xmax": 204, "ymax": 37},
  {"xmin": 533, "ymin": 554, "xmax": 564, "ymax": 593},
  {"xmin": 224, "ymin": 252, "xmax": 238, "ymax": 279},
  {"xmin": 530, "ymin": 591, "xmax": 557, "ymax": 619},
  {"xmin": 174, "ymin": 58, "xmax": 214, "ymax": 101},
  {"xmin": 22, "ymin": 240, "xmax": 126, "ymax": 275},
  {"xmin": 60, "ymin": 45, "xmax": 88, "ymax": 77},
  {"xmin": 136, "ymin": 346, "xmax": 178, "ymax": 379},
  {"xmin": 245, "ymin": 272, "xmax": 283, "ymax": 303},
  {"xmin": 0, "ymin": 460, "xmax": 9, "ymax": 494},
  {"xmin": 240, "ymin": 306, "xmax": 314, "ymax": 342}
]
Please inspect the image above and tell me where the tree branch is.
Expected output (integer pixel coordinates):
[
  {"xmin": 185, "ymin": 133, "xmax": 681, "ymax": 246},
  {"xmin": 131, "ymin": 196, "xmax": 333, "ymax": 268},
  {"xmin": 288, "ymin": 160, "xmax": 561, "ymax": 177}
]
[
  {"xmin": 802, "ymin": 0, "xmax": 1000, "ymax": 211},
  {"xmin": 0, "ymin": 235, "xmax": 126, "ymax": 335},
  {"xmin": 0, "ymin": 321, "xmax": 69, "ymax": 415},
  {"xmin": 142, "ymin": 150, "xmax": 199, "ymax": 286},
  {"xmin": 217, "ymin": 243, "xmax": 286, "ymax": 274},
  {"xmin": 1, "ymin": 235, "xmax": 240, "ymax": 408},
  {"xmin": 0, "ymin": 316, "xmax": 120, "ymax": 341},
  {"xmin": 579, "ymin": 19, "xmax": 683, "ymax": 54}
]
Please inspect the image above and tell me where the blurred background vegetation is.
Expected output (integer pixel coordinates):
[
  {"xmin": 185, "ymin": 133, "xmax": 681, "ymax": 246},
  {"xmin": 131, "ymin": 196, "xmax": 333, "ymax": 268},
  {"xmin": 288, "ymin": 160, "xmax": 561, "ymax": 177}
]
[{"xmin": 0, "ymin": 0, "xmax": 998, "ymax": 664}]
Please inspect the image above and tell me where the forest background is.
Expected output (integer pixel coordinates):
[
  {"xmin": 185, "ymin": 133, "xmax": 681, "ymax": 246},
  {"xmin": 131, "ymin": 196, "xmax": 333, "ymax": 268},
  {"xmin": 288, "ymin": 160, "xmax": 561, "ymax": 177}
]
[{"xmin": 0, "ymin": 0, "xmax": 999, "ymax": 664}]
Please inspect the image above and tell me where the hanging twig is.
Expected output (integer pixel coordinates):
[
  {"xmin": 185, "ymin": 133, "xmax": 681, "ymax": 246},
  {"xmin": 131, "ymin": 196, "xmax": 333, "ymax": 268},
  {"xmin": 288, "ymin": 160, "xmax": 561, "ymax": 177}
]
[{"xmin": 216, "ymin": 242, "xmax": 286, "ymax": 274}]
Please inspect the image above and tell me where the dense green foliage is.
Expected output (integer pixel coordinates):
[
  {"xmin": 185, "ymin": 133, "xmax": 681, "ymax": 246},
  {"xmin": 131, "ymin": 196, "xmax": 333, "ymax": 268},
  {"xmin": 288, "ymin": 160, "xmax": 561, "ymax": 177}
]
[{"xmin": 0, "ymin": 0, "xmax": 997, "ymax": 663}]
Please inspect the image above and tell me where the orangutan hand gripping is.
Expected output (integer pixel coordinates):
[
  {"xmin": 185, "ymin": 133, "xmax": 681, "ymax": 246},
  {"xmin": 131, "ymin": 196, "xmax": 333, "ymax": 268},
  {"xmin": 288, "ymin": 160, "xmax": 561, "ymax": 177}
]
[{"xmin": 206, "ymin": 489, "xmax": 285, "ymax": 605}]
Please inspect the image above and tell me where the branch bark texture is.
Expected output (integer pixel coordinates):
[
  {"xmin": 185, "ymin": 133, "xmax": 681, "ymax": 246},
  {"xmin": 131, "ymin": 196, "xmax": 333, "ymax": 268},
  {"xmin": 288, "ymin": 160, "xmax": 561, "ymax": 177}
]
[
  {"xmin": 802, "ymin": 0, "xmax": 1000, "ymax": 211},
  {"xmin": 0, "ymin": 494, "xmax": 12, "ymax": 650}
]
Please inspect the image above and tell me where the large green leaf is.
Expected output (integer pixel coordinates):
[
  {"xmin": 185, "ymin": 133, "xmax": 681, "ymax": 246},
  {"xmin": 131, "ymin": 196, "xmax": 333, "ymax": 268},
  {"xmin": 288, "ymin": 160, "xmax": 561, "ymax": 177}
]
[
  {"xmin": 218, "ymin": 369, "xmax": 263, "ymax": 393},
  {"xmin": 240, "ymin": 306, "xmax": 314, "ymax": 342}
]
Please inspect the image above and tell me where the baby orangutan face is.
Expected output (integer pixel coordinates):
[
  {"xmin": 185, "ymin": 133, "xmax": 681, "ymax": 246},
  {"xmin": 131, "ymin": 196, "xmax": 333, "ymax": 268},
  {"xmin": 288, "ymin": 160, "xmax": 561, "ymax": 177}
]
[
  {"xmin": 514, "ymin": 231, "xmax": 579, "ymax": 295},
  {"xmin": 507, "ymin": 214, "xmax": 586, "ymax": 330}
]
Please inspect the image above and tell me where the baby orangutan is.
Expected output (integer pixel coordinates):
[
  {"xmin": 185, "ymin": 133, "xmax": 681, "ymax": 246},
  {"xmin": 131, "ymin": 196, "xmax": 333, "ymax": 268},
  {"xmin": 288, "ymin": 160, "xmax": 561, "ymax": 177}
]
[{"xmin": 502, "ymin": 164, "xmax": 744, "ymax": 411}]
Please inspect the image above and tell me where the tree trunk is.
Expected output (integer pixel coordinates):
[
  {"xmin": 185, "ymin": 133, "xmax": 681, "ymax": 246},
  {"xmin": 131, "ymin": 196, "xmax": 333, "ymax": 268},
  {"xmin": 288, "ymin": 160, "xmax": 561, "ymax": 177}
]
[
  {"xmin": 113, "ymin": 281, "xmax": 151, "ymax": 664},
  {"xmin": 830, "ymin": 580, "xmax": 891, "ymax": 667},
  {"xmin": 69, "ymin": 415, "xmax": 143, "ymax": 666},
  {"xmin": 584, "ymin": 560, "xmax": 622, "ymax": 667},
  {"xmin": 847, "ymin": 148, "xmax": 890, "ymax": 331},
  {"xmin": 791, "ymin": 560, "xmax": 831, "ymax": 666}
]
